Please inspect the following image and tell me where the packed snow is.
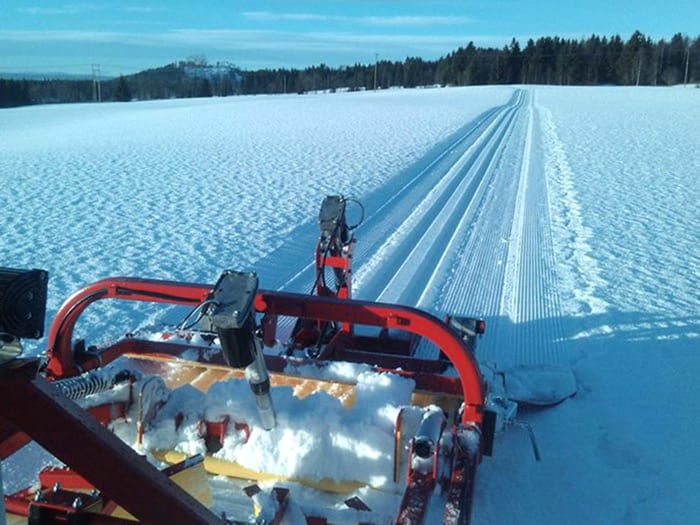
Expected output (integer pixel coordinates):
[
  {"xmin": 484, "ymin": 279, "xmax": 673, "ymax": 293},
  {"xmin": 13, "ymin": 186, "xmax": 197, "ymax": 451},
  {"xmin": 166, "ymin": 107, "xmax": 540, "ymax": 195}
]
[{"xmin": 1, "ymin": 84, "xmax": 699, "ymax": 524}]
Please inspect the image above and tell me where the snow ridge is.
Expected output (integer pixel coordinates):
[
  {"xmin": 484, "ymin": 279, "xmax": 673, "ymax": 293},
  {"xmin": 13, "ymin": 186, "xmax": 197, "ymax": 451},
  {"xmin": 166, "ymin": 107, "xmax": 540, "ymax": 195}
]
[
  {"xmin": 499, "ymin": 94, "xmax": 533, "ymax": 323},
  {"xmin": 539, "ymin": 104, "xmax": 609, "ymax": 316}
]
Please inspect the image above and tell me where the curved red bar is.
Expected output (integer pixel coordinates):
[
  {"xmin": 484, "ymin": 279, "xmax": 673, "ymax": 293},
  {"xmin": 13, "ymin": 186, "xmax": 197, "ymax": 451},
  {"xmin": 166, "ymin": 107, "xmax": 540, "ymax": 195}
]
[
  {"xmin": 46, "ymin": 278, "xmax": 211, "ymax": 377},
  {"xmin": 46, "ymin": 277, "xmax": 484, "ymax": 424}
]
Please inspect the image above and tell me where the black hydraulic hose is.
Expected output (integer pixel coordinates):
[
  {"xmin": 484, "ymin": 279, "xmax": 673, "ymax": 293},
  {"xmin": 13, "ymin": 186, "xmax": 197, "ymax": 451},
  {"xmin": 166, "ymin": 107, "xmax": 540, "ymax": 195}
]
[
  {"xmin": 345, "ymin": 197, "xmax": 365, "ymax": 231},
  {"xmin": 114, "ymin": 286, "xmax": 203, "ymax": 304},
  {"xmin": 51, "ymin": 289, "xmax": 109, "ymax": 350}
]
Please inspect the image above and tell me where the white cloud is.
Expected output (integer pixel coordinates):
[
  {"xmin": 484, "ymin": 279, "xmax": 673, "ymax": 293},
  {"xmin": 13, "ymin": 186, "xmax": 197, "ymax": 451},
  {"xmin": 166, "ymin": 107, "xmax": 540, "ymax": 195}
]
[
  {"xmin": 364, "ymin": 16, "xmax": 473, "ymax": 26},
  {"xmin": 0, "ymin": 27, "xmax": 514, "ymax": 54},
  {"xmin": 17, "ymin": 4, "xmax": 99, "ymax": 16},
  {"xmin": 123, "ymin": 7, "xmax": 166, "ymax": 14},
  {"xmin": 16, "ymin": 4, "xmax": 165, "ymax": 17},
  {"xmin": 0, "ymin": 30, "xmax": 125, "ymax": 43},
  {"xmin": 242, "ymin": 11, "xmax": 472, "ymax": 27},
  {"xmin": 243, "ymin": 11, "xmax": 335, "ymax": 23}
]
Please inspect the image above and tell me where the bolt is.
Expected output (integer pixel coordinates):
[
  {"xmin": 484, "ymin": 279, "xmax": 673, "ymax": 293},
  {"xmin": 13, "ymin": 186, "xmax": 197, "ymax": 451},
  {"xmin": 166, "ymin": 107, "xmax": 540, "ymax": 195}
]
[
  {"xmin": 72, "ymin": 497, "xmax": 83, "ymax": 509},
  {"xmin": 52, "ymin": 482, "xmax": 61, "ymax": 492}
]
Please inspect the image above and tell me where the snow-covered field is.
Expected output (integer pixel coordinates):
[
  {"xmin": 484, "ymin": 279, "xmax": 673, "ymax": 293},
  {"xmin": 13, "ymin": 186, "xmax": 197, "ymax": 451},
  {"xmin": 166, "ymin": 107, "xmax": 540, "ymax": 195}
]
[{"xmin": 1, "ymin": 84, "xmax": 699, "ymax": 523}]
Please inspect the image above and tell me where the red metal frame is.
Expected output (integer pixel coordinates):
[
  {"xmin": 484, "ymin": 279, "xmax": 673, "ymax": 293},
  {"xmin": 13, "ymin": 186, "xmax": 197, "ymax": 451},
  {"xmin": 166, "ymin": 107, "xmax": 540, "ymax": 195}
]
[
  {"xmin": 46, "ymin": 277, "xmax": 484, "ymax": 424},
  {"xmin": 442, "ymin": 426, "xmax": 480, "ymax": 524},
  {"xmin": 0, "ymin": 359, "xmax": 226, "ymax": 525},
  {"xmin": 1, "ymin": 275, "xmax": 486, "ymax": 524},
  {"xmin": 314, "ymin": 240, "xmax": 353, "ymax": 301},
  {"xmin": 313, "ymin": 210, "xmax": 355, "ymax": 338},
  {"xmin": 39, "ymin": 466, "xmax": 93, "ymax": 491},
  {"xmin": 46, "ymin": 277, "xmax": 211, "ymax": 378}
]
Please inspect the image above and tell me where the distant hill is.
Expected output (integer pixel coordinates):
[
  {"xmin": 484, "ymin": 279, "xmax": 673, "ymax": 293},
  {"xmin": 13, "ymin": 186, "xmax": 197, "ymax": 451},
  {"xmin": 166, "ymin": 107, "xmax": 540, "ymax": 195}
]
[{"xmin": 124, "ymin": 60, "xmax": 243, "ymax": 100}]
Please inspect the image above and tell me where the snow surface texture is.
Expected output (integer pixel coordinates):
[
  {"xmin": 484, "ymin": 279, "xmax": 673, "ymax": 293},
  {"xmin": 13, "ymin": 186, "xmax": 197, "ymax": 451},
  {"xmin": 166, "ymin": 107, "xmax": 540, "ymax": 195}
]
[{"xmin": 2, "ymin": 85, "xmax": 699, "ymax": 523}]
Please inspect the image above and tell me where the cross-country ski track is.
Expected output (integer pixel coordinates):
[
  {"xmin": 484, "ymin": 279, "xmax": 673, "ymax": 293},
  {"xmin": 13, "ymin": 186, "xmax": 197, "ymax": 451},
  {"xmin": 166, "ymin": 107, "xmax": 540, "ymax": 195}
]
[{"xmin": 262, "ymin": 88, "xmax": 564, "ymax": 370}]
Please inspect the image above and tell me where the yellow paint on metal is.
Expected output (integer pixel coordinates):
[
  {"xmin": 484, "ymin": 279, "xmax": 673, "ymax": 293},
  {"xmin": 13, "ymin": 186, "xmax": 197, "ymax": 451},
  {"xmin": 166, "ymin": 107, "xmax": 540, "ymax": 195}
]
[{"xmin": 153, "ymin": 450, "xmax": 368, "ymax": 494}]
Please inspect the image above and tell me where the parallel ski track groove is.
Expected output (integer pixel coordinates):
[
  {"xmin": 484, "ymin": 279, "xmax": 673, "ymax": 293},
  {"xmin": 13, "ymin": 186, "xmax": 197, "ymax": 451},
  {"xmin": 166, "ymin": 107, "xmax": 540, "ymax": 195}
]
[
  {"xmin": 272, "ymin": 93, "xmax": 518, "ymax": 297},
  {"xmin": 355, "ymin": 91, "xmax": 524, "ymax": 304},
  {"xmin": 412, "ymin": 91, "xmax": 528, "ymax": 361},
  {"xmin": 426, "ymin": 90, "xmax": 522, "ymax": 315},
  {"xmin": 372, "ymin": 92, "xmax": 525, "ymax": 306},
  {"xmin": 434, "ymin": 95, "xmax": 526, "ymax": 319},
  {"xmin": 506, "ymin": 95, "xmax": 566, "ymax": 365},
  {"xmin": 350, "ymin": 104, "xmax": 507, "ymax": 273},
  {"xmin": 449, "ymin": 91, "xmax": 566, "ymax": 367}
]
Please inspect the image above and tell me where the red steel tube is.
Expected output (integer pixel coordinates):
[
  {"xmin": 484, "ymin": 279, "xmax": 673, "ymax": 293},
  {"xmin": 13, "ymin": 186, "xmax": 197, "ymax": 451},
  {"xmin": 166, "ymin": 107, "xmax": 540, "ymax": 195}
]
[
  {"xmin": 46, "ymin": 278, "xmax": 211, "ymax": 377},
  {"xmin": 46, "ymin": 277, "xmax": 484, "ymax": 423}
]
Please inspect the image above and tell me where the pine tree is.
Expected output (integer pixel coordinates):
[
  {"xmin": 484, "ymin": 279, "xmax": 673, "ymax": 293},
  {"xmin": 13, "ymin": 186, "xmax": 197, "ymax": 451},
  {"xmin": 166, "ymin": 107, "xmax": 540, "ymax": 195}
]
[
  {"xmin": 196, "ymin": 78, "xmax": 213, "ymax": 97},
  {"xmin": 114, "ymin": 76, "xmax": 132, "ymax": 101}
]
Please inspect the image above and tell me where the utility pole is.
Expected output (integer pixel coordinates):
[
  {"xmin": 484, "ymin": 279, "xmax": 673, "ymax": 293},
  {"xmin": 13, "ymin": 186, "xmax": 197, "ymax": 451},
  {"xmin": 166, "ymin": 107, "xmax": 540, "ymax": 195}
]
[
  {"xmin": 92, "ymin": 64, "xmax": 102, "ymax": 102},
  {"xmin": 684, "ymin": 46, "xmax": 690, "ymax": 86},
  {"xmin": 374, "ymin": 53, "xmax": 378, "ymax": 91}
]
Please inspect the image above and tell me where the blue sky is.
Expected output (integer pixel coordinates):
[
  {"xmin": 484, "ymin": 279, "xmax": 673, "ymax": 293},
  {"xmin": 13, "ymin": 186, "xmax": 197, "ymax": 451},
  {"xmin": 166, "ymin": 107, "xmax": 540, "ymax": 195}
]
[{"xmin": 1, "ymin": 1, "xmax": 698, "ymax": 76}]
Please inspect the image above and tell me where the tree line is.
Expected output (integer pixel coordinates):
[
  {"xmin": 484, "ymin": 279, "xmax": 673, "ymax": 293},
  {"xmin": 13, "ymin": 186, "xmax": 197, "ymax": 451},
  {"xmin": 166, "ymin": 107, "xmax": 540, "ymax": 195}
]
[
  {"xmin": 247, "ymin": 31, "xmax": 699, "ymax": 93},
  {"xmin": 1, "ymin": 31, "xmax": 698, "ymax": 108}
]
